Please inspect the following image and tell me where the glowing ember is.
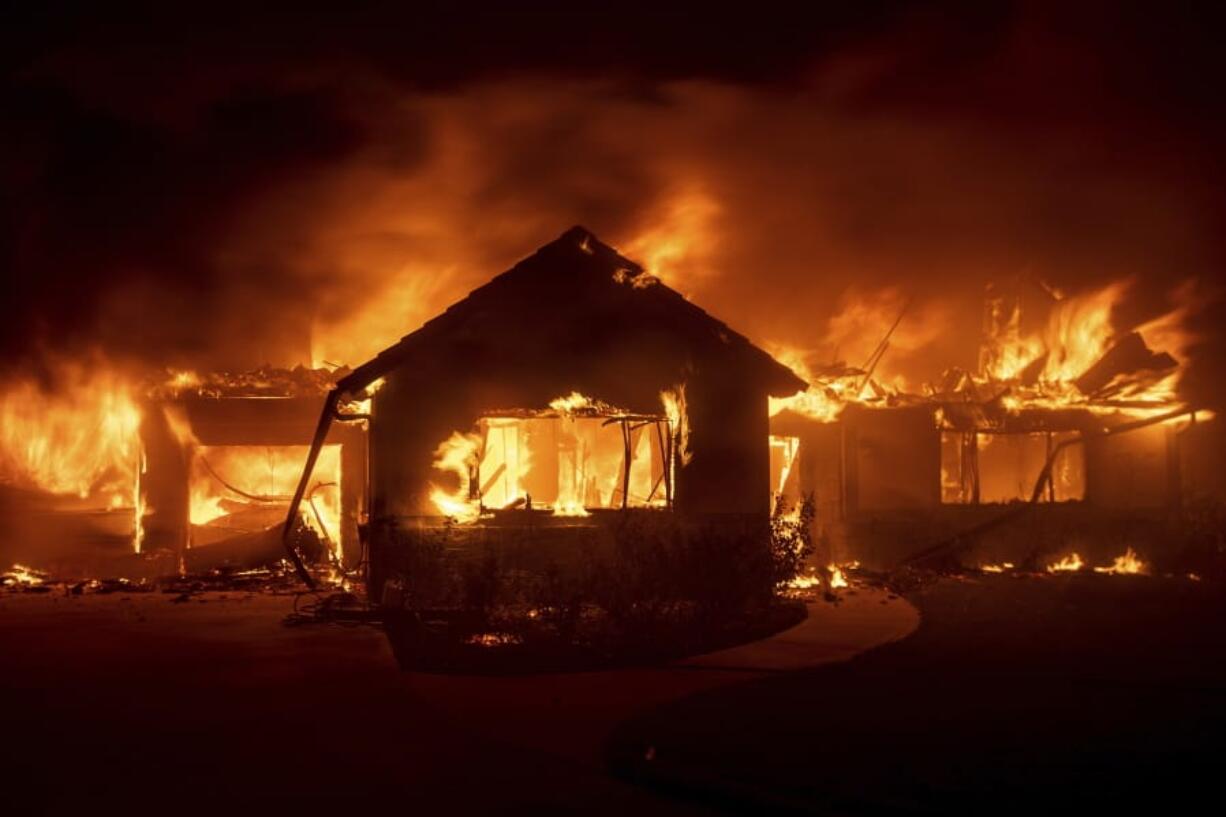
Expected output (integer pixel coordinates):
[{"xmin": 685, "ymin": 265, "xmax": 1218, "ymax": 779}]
[
  {"xmin": 1093, "ymin": 547, "xmax": 1147, "ymax": 575},
  {"xmin": 3, "ymin": 563, "xmax": 47, "ymax": 587},
  {"xmin": 980, "ymin": 562, "xmax": 1015, "ymax": 573},
  {"xmin": 465, "ymin": 632, "xmax": 523, "ymax": 647},
  {"xmin": 1047, "ymin": 553, "xmax": 1085, "ymax": 573}
]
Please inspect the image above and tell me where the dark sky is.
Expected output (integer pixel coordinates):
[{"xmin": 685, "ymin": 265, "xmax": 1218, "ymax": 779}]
[{"xmin": 4, "ymin": 2, "xmax": 1224, "ymax": 400}]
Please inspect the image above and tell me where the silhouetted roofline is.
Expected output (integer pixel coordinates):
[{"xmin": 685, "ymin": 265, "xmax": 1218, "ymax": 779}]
[{"xmin": 336, "ymin": 226, "xmax": 807, "ymax": 397}]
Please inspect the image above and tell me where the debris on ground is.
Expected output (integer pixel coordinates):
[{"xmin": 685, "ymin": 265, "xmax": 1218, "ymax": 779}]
[
  {"xmin": 283, "ymin": 591, "xmax": 380, "ymax": 627},
  {"xmin": 0, "ymin": 559, "xmax": 337, "ymax": 601}
]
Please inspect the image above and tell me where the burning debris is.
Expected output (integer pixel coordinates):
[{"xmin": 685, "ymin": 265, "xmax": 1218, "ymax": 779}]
[
  {"xmin": 2, "ymin": 563, "xmax": 48, "ymax": 588},
  {"xmin": 1047, "ymin": 553, "xmax": 1086, "ymax": 573},
  {"xmin": 1093, "ymin": 548, "xmax": 1147, "ymax": 575}
]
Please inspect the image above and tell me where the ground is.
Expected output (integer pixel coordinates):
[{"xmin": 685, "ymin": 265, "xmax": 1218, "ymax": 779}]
[{"xmin": 1, "ymin": 573, "xmax": 1221, "ymax": 814}]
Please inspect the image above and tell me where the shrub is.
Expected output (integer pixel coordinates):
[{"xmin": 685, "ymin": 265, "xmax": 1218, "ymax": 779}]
[{"xmin": 373, "ymin": 505, "xmax": 815, "ymax": 642}]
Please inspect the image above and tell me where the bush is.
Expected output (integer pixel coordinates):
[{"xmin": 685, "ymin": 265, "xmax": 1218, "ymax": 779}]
[{"xmin": 374, "ymin": 504, "xmax": 815, "ymax": 644}]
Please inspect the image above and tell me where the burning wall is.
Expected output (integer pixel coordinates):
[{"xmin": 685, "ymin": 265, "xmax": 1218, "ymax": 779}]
[{"xmin": 0, "ymin": 363, "xmax": 367, "ymax": 575}]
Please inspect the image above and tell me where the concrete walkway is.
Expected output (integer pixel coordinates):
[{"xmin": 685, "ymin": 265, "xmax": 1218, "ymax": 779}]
[
  {"xmin": 401, "ymin": 587, "xmax": 919, "ymax": 765},
  {"xmin": 0, "ymin": 583, "xmax": 917, "ymax": 810}
]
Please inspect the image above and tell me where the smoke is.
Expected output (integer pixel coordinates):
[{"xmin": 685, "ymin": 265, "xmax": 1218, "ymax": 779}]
[{"xmin": 3, "ymin": 4, "xmax": 1223, "ymax": 401}]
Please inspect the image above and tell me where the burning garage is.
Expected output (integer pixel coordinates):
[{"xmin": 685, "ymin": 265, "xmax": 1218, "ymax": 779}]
[{"xmin": 0, "ymin": 365, "xmax": 368, "ymax": 578}]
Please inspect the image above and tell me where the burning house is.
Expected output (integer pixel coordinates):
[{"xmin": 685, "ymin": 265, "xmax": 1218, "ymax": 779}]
[
  {"xmin": 768, "ymin": 276, "xmax": 1210, "ymax": 575},
  {"xmin": 281, "ymin": 226, "xmax": 805, "ymax": 593}
]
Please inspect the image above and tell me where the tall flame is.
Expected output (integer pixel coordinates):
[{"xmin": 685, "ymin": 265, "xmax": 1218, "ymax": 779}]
[
  {"xmin": 661, "ymin": 384, "xmax": 692, "ymax": 467},
  {"xmin": 1040, "ymin": 281, "xmax": 1130, "ymax": 384},
  {"xmin": 0, "ymin": 363, "xmax": 142, "ymax": 508},
  {"xmin": 623, "ymin": 188, "xmax": 720, "ymax": 295}
]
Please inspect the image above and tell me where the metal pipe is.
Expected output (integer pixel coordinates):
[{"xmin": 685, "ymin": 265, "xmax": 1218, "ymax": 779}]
[{"xmin": 280, "ymin": 388, "xmax": 341, "ymax": 588}]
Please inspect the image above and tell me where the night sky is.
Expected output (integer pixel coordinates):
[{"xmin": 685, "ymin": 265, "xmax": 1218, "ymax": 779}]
[{"xmin": 5, "ymin": 2, "xmax": 1224, "ymax": 402}]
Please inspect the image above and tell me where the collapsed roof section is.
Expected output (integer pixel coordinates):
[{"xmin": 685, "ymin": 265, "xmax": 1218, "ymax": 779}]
[{"xmin": 149, "ymin": 366, "xmax": 348, "ymax": 400}]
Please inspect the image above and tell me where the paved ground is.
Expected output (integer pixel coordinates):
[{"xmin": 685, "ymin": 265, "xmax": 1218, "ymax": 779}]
[
  {"xmin": 11, "ymin": 575, "xmax": 1209, "ymax": 814},
  {"xmin": 0, "ymin": 584, "xmax": 914, "ymax": 814},
  {"xmin": 605, "ymin": 574, "xmax": 1226, "ymax": 814}
]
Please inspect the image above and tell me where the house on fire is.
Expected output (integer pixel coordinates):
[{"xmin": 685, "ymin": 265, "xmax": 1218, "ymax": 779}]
[
  {"xmin": 765, "ymin": 278, "xmax": 1211, "ymax": 573},
  {"xmin": 282, "ymin": 226, "xmax": 806, "ymax": 588}
]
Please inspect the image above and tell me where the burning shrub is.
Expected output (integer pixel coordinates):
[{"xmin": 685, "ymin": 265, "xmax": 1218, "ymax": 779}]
[{"xmin": 769, "ymin": 493, "xmax": 816, "ymax": 588}]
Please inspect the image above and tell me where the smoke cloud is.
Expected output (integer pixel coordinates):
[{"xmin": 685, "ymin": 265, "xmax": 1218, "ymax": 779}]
[{"xmin": 4, "ymin": 4, "xmax": 1223, "ymax": 402}]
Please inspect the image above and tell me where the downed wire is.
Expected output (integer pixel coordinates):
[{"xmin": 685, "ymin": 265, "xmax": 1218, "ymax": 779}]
[
  {"xmin": 198, "ymin": 454, "xmax": 291, "ymax": 503},
  {"xmin": 284, "ymin": 591, "xmax": 382, "ymax": 627}
]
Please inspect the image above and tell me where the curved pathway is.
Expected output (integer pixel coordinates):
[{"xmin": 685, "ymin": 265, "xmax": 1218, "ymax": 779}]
[{"xmin": 400, "ymin": 587, "xmax": 919, "ymax": 765}]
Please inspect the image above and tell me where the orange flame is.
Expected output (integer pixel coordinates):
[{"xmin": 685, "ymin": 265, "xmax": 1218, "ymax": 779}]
[
  {"xmin": 1093, "ymin": 547, "xmax": 1146, "ymax": 575},
  {"xmin": 0, "ymin": 363, "xmax": 142, "ymax": 509},
  {"xmin": 1041, "ymin": 281, "xmax": 1130, "ymax": 384},
  {"xmin": 429, "ymin": 431, "xmax": 482, "ymax": 522},
  {"xmin": 979, "ymin": 278, "xmax": 1199, "ymax": 417},
  {"xmin": 660, "ymin": 385, "xmax": 691, "ymax": 466},
  {"xmin": 768, "ymin": 345, "xmax": 853, "ymax": 423},
  {"xmin": 622, "ymin": 188, "xmax": 720, "ymax": 295},
  {"xmin": 828, "ymin": 564, "xmax": 850, "ymax": 589},
  {"xmin": 1047, "ymin": 552, "xmax": 1085, "ymax": 573}
]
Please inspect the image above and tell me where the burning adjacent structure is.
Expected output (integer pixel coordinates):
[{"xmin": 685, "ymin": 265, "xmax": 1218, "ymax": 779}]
[
  {"xmin": 0, "ymin": 365, "xmax": 367, "ymax": 577},
  {"xmin": 769, "ymin": 276, "xmax": 1209, "ymax": 575},
  {"xmin": 142, "ymin": 368, "xmax": 367, "ymax": 572},
  {"xmin": 281, "ymin": 226, "xmax": 805, "ymax": 593}
]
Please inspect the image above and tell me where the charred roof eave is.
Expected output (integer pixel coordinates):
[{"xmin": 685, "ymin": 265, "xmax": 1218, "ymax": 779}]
[{"xmin": 335, "ymin": 225, "xmax": 806, "ymax": 398}]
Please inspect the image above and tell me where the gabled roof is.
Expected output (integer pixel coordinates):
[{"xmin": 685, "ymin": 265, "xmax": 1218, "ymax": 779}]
[{"xmin": 336, "ymin": 226, "xmax": 806, "ymax": 399}]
